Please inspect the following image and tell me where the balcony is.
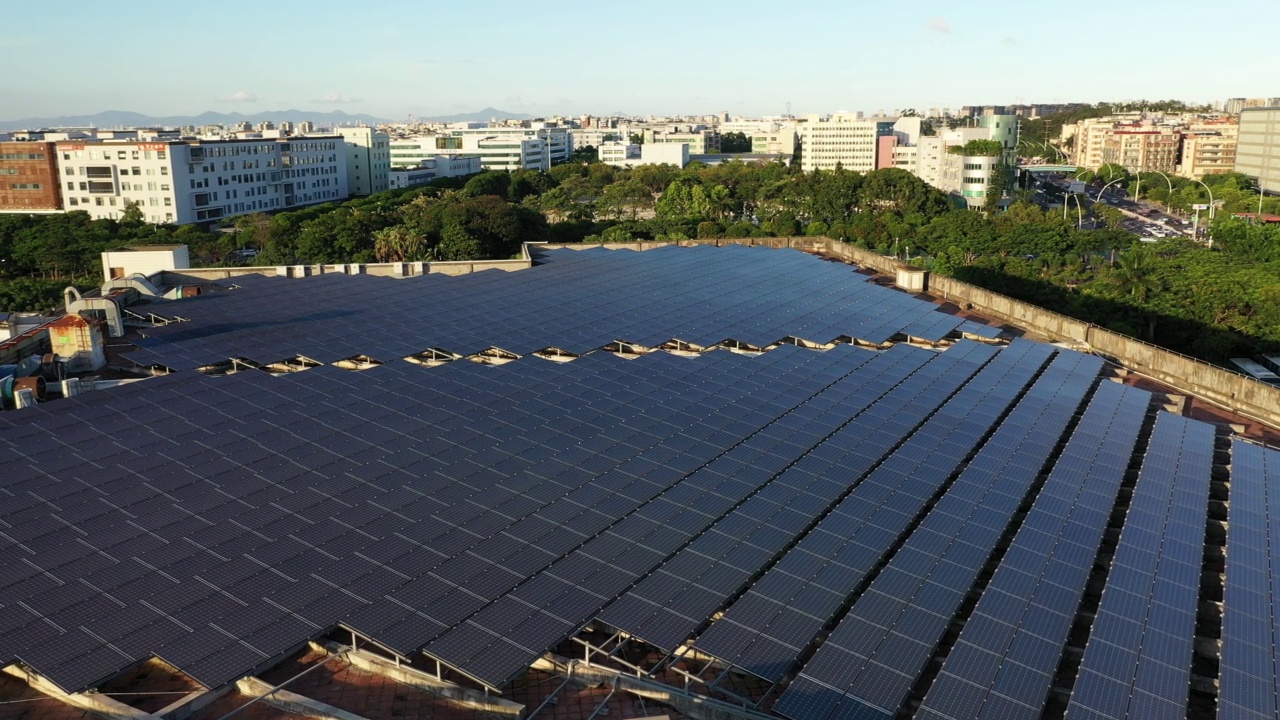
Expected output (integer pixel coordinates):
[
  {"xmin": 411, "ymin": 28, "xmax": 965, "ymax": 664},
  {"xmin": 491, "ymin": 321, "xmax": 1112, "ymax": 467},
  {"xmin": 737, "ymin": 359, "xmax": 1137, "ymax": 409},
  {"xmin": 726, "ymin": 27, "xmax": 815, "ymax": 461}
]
[{"xmin": 187, "ymin": 148, "xmax": 206, "ymax": 163}]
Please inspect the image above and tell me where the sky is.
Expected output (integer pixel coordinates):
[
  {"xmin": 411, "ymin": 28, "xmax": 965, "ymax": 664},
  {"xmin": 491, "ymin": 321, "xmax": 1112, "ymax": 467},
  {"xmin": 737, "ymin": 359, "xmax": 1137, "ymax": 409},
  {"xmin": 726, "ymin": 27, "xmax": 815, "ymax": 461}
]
[{"xmin": 2, "ymin": 0, "xmax": 1278, "ymax": 121}]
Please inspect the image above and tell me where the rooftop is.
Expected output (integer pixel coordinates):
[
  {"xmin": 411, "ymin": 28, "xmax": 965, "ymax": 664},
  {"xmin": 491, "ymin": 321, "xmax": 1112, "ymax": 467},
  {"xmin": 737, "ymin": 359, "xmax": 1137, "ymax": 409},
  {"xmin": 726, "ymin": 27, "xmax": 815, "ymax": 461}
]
[{"xmin": 0, "ymin": 245, "xmax": 1276, "ymax": 720}]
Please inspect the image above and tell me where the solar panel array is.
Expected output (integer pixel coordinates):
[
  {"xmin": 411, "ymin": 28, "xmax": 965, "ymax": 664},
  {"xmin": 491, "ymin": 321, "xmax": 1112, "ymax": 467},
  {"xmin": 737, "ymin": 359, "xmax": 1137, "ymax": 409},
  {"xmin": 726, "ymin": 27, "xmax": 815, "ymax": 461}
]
[
  {"xmin": 1218, "ymin": 440, "xmax": 1280, "ymax": 720},
  {"xmin": 774, "ymin": 350, "xmax": 1102, "ymax": 720},
  {"xmin": 597, "ymin": 341, "xmax": 999, "ymax": 653},
  {"xmin": 0, "ymin": 242, "xmax": 1270, "ymax": 719},
  {"xmin": 418, "ymin": 343, "xmax": 1003, "ymax": 689},
  {"xmin": 123, "ymin": 246, "xmax": 970, "ymax": 371},
  {"xmin": 1065, "ymin": 413, "xmax": 1216, "ymax": 720},
  {"xmin": 915, "ymin": 381, "xmax": 1150, "ymax": 720},
  {"xmin": 694, "ymin": 339, "xmax": 1055, "ymax": 683},
  {"xmin": 0, "ymin": 345, "xmax": 872, "ymax": 692}
]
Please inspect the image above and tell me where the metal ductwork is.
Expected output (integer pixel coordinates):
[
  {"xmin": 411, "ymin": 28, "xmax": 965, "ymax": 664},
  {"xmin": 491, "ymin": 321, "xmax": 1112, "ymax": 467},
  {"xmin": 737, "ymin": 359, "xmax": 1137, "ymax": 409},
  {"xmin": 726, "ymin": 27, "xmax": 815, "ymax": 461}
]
[
  {"xmin": 63, "ymin": 287, "xmax": 125, "ymax": 337},
  {"xmin": 102, "ymin": 272, "xmax": 165, "ymax": 298}
]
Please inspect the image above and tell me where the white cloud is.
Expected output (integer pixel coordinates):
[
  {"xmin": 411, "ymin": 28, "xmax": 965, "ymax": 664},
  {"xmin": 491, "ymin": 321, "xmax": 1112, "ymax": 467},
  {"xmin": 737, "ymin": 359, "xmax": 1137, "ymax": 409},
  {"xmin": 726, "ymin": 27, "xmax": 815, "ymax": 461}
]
[
  {"xmin": 316, "ymin": 91, "xmax": 360, "ymax": 104},
  {"xmin": 222, "ymin": 90, "xmax": 259, "ymax": 103},
  {"xmin": 926, "ymin": 17, "xmax": 951, "ymax": 33},
  {"xmin": 1001, "ymin": 36, "xmax": 1017, "ymax": 46}
]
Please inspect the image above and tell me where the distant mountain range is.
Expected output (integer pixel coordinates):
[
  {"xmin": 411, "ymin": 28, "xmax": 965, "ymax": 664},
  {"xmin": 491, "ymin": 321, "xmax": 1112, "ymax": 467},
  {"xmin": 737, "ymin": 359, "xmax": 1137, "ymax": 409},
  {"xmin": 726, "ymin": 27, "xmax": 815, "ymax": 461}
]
[
  {"xmin": 0, "ymin": 107, "xmax": 534, "ymax": 131},
  {"xmin": 417, "ymin": 107, "xmax": 535, "ymax": 123}
]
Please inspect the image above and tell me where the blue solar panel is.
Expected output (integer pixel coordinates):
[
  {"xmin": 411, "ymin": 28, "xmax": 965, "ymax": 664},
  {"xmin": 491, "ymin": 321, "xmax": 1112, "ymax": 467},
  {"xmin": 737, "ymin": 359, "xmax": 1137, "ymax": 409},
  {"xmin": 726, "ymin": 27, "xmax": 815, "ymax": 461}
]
[
  {"xmin": 915, "ymin": 381, "xmax": 1150, "ymax": 720},
  {"xmin": 1065, "ymin": 412, "xmax": 1215, "ymax": 720},
  {"xmin": 774, "ymin": 350, "xmax": 1102, "ymax": 720},
  {"xmin": 597, "ymin": 341, "xmax": 999, "ymax": 651},
  {"xmin": 123, "ymin": 247, "xmax": 975, "ymax": 370},
  {"xmin": 1217, "ymin": 440, "xmax": 1280, "ymax": 720},
  {"xmin": 695, "ymin": 339, "xmax": 1056, "ymax": 684}
]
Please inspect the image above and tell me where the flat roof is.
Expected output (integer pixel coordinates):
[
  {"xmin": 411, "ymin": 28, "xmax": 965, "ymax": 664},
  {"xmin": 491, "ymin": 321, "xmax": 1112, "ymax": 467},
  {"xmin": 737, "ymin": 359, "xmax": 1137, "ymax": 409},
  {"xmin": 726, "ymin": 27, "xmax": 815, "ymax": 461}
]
[{"xmin": 0, "ymin": 245, "xmax": 1273, "ymax": 720}]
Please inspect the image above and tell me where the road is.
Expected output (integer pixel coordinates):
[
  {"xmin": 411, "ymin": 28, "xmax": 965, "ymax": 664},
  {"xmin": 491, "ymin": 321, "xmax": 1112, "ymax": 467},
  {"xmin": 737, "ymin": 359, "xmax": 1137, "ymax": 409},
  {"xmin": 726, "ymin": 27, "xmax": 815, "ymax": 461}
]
[{"xmin": 1030, "ymin": 175, "xmax": 1198, "ymax": 241}]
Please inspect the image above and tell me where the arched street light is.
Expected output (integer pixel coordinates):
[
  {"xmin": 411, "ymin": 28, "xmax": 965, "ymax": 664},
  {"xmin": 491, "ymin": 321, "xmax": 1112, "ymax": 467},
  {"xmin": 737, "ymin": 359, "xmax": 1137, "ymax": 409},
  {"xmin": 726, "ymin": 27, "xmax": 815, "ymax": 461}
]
[
  {"xmin": 1134, "ymin": 170, "xmax": 1176, "ymax": 214},
  {"xmin": 1063, "ymin": 193, "xmax": 1084, "ymax": 230},
  {"xmin": 1096, "ymin": 176, "xmax": 1126, "ymax": 203},
  {"xmin": 1186, "ymin": 178, "xmax": 1217, "ymax": 246}
]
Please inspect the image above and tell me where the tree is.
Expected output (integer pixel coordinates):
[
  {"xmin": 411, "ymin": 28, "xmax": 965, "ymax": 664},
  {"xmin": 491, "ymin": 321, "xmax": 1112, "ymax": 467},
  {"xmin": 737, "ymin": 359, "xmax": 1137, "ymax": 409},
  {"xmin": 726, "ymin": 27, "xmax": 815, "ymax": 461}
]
[
  {"xmin": 120, "ymin": 200, "xmax": 146, "ymax": 226},
  {"xmin": 721, "ymin": 132, "xmax": 752, "ymax": 153},
  {"xmin": 372, "ymin": 226, "xmax": 430, "ymax": 262},
  {"xmin": 462, "ymin": 171, "xmax": 511, "ymax": 198},
  {"xmin": 628, "ymin": 133, "xmax": 644, "ymax": 145},
  {"xmin": 1110, "ymin": 245, "xmax": 1161, "ymax": 302}
]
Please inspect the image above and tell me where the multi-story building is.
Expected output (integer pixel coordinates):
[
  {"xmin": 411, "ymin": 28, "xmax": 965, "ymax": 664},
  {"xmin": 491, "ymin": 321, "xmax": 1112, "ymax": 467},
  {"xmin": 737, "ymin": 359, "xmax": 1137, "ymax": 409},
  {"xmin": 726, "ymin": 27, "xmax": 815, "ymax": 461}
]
[
  {"xmin": 886, "ymin": 116, "xmax": 1017, "ymax": 208},
  {"xmin": 1236, "ymin": 107, "xmax": 1280, "ymax": 195},
  {"xmin": 336, "ymin": 127, "xmax": 391, "ymax": 196},
  {"xmin": 1178, "ymin": 121, "xmax": 1238, "ymax": 179},
  {"xmin": 1225, "ymin": 98, "xmax": 1280, "ymax": 115},
  {"xmin": 388, "ymin": 156, "xmax": 482, "ymax": 190},
  {"xmin": 569, "ymin": 128, "xmax": 626, "ymax": 152},
  {"xmin": 644, "ymin": 129, "xmax": 720, "ymax": 155},
  {"xmin": 598, "ymin": 141, "xmax": 688, "ymax": 168},
  {"xmin": 750, "ymin": 126, "xmax": 798, "ymax": 156},
  {"xmin": 1100, "ymin": 128, "xmax": 1180, "ymax": 174},
  {"xmin": 55, "ymin": 136, "xmax": 347, "ymax": 224},
  {"xmin": 0, "ymin": 141, "xmax": 61, "ymax": 213},
  {"xmin": 800, "ymin": 114, "xmax": 896, "ymax": 172},
  {"xmin": 391, "ymin": 124, "xmax": 572, "ymax": 171}
]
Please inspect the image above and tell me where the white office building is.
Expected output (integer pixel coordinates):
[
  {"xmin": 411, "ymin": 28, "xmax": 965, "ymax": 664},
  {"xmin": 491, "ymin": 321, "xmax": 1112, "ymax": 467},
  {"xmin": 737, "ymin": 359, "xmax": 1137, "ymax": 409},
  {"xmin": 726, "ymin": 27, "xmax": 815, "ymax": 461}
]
[
  {"xmin": 388, "ymin": 156, "xmax": 483, "ymax": 189},
  {"xmin": 391, "ymin": 124, "xmax": 571, "ymax": 171},
  {"xmin": 336, "ymin": 127, "xmax": 391, "ymax": 195},
  {"xmin": 569, "ymin": 128, "xmax": 627, "ymax": 152},
  {"xmin": 55, "ymin": 136, "xmax": 347, "ymax": 224},
  {"xmin": 598, "ymin": 141, "xmax": 689, "ymax": 168},
  {"xmin": 800, "ymin": 114, "xmax": 896, "ymax": 172}
]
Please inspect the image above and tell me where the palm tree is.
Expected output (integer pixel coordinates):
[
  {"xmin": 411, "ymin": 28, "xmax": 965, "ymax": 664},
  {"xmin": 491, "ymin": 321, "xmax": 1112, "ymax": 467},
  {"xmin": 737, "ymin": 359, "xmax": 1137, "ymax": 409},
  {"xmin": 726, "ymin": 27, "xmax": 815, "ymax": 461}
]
[{"xmin": 1110, "ymin": 246, "xmax": 1161, "ymax": 302}]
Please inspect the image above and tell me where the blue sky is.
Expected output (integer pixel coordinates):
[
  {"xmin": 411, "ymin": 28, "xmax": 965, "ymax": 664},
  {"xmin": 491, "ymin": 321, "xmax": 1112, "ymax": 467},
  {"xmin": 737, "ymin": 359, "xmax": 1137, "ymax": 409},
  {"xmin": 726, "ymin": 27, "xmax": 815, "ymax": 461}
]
[{"xmin": 2, "ymin": 0, "xmax": 1277, "ymax": 120}]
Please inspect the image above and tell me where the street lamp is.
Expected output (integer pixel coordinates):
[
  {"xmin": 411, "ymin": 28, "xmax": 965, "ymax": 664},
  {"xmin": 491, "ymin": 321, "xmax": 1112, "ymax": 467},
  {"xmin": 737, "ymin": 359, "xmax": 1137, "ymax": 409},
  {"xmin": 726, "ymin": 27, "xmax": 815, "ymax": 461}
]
[
  {"xmin": 1134, "ymin": 170, "xmax": 1176, "ymax": 214},
  {"xmin": 1191, "ymin": 178, "xmax": 1216, "ymax": 246},
  {"xmin": 1064, "ymin": 193, "xmax": 1084, "ymax": 230},
  {"xmin": 1096, "ymin": 177, "xmax": 1125, "ymax": 203}
]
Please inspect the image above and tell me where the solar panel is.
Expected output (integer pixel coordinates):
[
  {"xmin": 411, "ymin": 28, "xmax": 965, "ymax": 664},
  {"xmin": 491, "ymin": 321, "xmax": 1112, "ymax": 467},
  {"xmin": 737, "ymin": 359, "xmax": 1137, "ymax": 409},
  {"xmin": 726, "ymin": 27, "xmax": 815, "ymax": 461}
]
[
  {"xmin": 694, "ymin": 339, "xmax": 1057, "ymax": 683},
  {"xmin": 773, "ymin": 350, "xmax": 1102, "ymax": 720},
  {"xmin": 1065, "ymin": 412, "xmax": 1216, "ymax": 720},
  {"xmin": 915, "ymin": 381, "xmax": 1150, "ymax": 720},
  {"xmin": 1216, "ymin": 440, "xmax": 1280, "ymax": 720},
  {"xmin": 123, "ymin": 247, "xmax": 975, "ymax": 371},
  {"xmin": 597, "ymin": 341, "xmax": 998, "ymax": 652}
]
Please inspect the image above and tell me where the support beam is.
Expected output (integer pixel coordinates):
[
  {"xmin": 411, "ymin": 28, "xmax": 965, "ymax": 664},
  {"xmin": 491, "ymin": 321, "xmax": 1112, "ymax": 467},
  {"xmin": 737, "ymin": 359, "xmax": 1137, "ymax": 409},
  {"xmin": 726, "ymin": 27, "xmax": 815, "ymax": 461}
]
[
  {"xmin": 532, "ymin": 654, "xmax": 776, "ymax": 720},
  {"xmin": 156, "ymin": 684, "xmax": 235, "ymax": 720},
  {"xmin": 2, "ymin": 663, "xmax": 159, "ymax": 720},
  {"xmin": 309, "ymin": 641, "xmax": 525, "ymax": 717},
  {"xmin": 235, "ymin": 676, "xmax": 368, "ymax": 720}
]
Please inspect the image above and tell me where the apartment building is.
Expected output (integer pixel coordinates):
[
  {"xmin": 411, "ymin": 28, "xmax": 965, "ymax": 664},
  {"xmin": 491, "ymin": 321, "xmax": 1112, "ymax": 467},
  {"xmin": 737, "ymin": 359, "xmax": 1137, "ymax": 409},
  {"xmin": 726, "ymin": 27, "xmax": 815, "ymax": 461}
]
[
  {"xmin": 1236, "ymin": 107, "xmax": 1280, "ymax": 195},
  {"xmin": 799, "ymin": 114, "xmax": 896, "ymax": 172},
  {"xmin": 336, "ymin": 127, "xmax": 391, "ymax": 195},
  {"xmin": 1178, "ymin": 121, "xmax": 1238, "ymax": 179},
  {"xmin": 55, "ymin": 136, "xmax": 347, "ymax": 224},
  {"xmin": 750, "ymin": 126, "xmax": 798, "ymax": 156},
  {"xmin": 1101, "ymin": 128, "xmax": 1180, "ymax": 174},
  {"xmin": 1225, "ymin": 98, "xmax": 1280, "ymax": 115},
  {"xmin": 0, "ymin": 141, "xmax": 61, "ymax": 213}
]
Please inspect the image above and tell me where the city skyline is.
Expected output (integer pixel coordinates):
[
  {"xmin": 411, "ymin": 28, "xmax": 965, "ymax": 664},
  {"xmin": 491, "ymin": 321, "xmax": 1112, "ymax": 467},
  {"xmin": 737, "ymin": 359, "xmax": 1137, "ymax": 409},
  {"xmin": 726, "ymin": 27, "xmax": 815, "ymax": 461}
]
[{"xmin": 2, "ymin": 0, "xmax": 1277, "ymax": 121}]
